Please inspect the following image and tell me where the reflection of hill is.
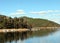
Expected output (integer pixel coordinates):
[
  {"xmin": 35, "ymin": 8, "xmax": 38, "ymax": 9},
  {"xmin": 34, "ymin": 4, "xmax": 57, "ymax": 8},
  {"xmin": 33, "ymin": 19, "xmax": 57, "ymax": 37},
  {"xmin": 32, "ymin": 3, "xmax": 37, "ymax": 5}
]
[
  {"xmin": 30, "ymin": 29, "xmax": 56, "ymax": 37},
  {"xmin": 0, "ymin": 29, "xmax": 57, "ymax": 43}
]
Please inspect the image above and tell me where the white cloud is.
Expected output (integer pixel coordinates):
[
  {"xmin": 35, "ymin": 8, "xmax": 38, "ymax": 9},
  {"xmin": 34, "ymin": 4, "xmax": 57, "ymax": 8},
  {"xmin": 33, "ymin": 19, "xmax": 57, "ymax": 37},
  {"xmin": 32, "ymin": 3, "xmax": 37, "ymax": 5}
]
[
  {"xmin": 30, "ymin": 10, "xmax": 60, "ymax": 14},
  {"xmin": 0, "ymin": 12, "xmax": 8, "ymax": 16},
  {"xmin": 16, "ymin": 10, "xmax": 25, "ymax": 14},
  {"xmin": 30, "ymin": 11, "xmax": 47, "ymax": 14},
  {"xmin": 48, "ymin": 10, "xmax": 60, "ymax": 12},
  {"xmin": 10, "ymin": 10, "xmax": 26, "ymax": 16}
]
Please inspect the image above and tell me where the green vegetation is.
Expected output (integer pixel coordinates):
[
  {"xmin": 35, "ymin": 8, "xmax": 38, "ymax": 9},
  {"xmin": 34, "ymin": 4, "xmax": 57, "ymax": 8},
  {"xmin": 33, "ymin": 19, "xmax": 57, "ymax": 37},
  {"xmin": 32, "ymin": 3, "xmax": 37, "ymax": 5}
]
[
  {"xmin": 0, "ymin": 15, "xmax": 60, "ymax": 29},
  {"xmin": 23, "ymin": 16, "xmax": 60, "ymax": 27},
  {"xmin": 0, "ymin": 15, "xmax": 32, "ymax": 29}
]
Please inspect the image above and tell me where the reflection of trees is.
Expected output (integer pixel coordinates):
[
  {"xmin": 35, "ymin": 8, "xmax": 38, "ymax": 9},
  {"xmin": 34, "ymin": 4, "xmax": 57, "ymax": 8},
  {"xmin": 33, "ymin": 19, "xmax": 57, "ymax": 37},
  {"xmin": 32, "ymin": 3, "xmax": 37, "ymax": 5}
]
[
  {"xmin": 0, "ymin": 33, "xmax": 5, "ymax": 43},
  {"xmin": 0, "ymin": 29, "xmax": 56, "ymax": 43},
  {"xmin": 20, "ymin": 31, "xmax": 32, "ymax": 40},
  {"xmin": 0, "ymin": 31, "xmax": 32, "ymax": 43}
]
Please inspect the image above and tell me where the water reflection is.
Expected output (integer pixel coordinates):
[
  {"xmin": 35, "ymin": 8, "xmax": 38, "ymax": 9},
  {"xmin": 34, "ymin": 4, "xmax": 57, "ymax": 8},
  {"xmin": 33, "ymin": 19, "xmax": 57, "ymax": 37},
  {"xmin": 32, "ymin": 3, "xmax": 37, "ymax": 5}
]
[
  {"xmin": 0, "ymin": 31, "xmax": 32, "ymax": 43},
  {"xmin": 0, "ymin": 29, "xmax": 57, "ymax": 43}
]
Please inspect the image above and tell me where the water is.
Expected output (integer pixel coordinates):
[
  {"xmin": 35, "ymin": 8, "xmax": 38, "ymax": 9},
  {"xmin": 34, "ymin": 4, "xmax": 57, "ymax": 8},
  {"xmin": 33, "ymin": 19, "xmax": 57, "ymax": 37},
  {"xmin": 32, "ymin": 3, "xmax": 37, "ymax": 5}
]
[{"xmin": 0, "ymin": 29, "xmax": 60, "ymax": 43}]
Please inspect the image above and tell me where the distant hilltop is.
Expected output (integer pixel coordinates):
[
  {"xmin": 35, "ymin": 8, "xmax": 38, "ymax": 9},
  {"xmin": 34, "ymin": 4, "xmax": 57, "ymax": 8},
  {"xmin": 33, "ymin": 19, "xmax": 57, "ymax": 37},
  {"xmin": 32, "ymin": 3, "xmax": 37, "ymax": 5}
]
[
  {"xmin": 24, "ymin": 16, "xmax": 60, "ymax": 27},
  {"xmin": 0, "ymin": 15, "xmax": 60, "ymax": 29}
]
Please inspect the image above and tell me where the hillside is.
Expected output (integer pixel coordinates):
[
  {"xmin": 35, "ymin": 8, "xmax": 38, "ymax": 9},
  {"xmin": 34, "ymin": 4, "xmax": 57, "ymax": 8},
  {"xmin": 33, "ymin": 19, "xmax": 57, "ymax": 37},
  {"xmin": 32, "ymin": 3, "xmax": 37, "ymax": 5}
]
[
  {"xmin": 0, "ymin": 15, "xmax": 60, "ymax": 29},
  {"xmin": 20, "ymin": 16, "xmax": 60, "ymax": 27}
]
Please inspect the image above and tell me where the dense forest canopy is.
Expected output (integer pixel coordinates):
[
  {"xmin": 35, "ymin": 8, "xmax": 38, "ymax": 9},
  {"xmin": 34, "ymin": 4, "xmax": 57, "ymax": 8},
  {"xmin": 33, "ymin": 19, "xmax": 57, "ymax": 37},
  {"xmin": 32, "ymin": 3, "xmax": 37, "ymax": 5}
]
[
  {"xmin": 0, "ymin": 15, "xmax": 32, "ymax": 29},
  {"xmin": 0, "ymin": 15, "xmax": 60, "ymax": 29}
]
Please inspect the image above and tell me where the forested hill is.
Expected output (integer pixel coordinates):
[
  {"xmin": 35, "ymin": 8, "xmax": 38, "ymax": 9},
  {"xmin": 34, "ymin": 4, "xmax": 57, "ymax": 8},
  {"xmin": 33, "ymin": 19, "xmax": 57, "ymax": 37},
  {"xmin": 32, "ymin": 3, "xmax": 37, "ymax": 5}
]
[
  {"xmin": 0, "ymin": 15, "xmax": 60, "ymax": 29},
  {"xmin": 22, "ymin": 16, "xmax": 60, "ymax": 27}
]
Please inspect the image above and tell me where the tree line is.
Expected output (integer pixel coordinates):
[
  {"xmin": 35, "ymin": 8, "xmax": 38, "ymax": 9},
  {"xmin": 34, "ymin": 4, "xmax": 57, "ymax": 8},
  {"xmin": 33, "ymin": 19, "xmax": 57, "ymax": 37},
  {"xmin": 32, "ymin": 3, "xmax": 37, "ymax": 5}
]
[
  {"xmin": 0, "ymin": 15, "xmax": 32, "ymax": 29},
  {"xmin": 0, "ymin": 15, "xmax": 60, "ymax": 29}
]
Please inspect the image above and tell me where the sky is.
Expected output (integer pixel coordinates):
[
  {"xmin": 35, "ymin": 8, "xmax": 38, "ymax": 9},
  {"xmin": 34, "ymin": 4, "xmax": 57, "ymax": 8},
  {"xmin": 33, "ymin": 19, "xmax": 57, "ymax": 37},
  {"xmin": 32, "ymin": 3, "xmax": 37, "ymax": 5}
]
[{"xmin": 0, "ymin": 0, "xmax": 60, "ymax": 24}]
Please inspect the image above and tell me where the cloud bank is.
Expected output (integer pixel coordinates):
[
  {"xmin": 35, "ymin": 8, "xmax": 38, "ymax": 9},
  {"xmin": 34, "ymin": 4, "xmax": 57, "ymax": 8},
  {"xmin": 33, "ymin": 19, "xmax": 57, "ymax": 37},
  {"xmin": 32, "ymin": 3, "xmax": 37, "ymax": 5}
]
[
  {"xmin": 10, "ymin": 10, "xmax": 26, "ymax": 16},
  {"xmin": 30, "ymin": 10, "xmax": 60, "ymax": 14}
]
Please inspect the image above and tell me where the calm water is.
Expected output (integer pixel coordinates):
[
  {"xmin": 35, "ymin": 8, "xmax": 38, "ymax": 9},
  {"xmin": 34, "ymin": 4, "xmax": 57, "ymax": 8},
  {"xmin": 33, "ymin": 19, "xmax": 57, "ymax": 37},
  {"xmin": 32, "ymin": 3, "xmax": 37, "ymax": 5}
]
[{"xmin": 0, "ymin": 29, "xmax": 60, "ymax": 43}]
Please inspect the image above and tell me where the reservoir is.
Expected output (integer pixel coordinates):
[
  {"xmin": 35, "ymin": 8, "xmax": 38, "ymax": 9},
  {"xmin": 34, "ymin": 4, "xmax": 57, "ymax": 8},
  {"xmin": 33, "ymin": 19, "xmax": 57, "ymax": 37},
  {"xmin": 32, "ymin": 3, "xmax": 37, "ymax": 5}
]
[{"xmin": 0, "ymin": 28, "xmax": 60, "ymax": 43}]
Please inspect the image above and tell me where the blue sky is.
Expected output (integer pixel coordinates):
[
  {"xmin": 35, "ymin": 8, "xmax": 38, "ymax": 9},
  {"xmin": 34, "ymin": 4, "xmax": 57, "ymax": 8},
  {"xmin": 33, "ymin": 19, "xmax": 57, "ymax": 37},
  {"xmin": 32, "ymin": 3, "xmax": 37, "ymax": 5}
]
[{"xmin": 0, "ymin": 0, "xmax": 60, "ymax": 24}]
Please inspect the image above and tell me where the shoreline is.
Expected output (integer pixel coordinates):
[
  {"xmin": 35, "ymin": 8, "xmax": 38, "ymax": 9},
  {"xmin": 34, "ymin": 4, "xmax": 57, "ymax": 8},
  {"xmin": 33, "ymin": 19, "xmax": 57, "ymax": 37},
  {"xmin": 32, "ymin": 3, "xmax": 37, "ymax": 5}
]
[
  {"xmin": 0, "ymin": 27, "xmax": 60, "ymax": 33},
  {"xmin": 0, "ymin": 29, "xmax": 29, "ymax": 33}
]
